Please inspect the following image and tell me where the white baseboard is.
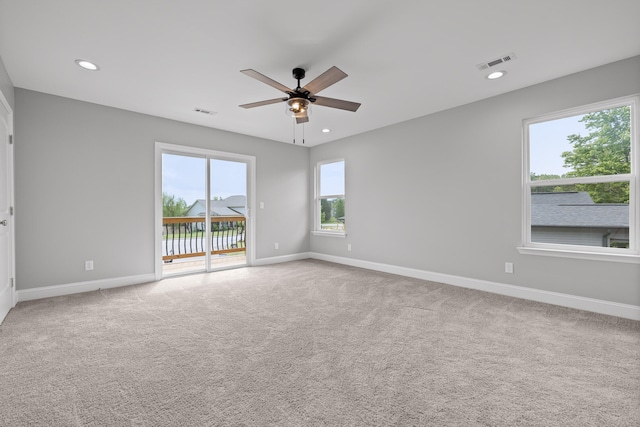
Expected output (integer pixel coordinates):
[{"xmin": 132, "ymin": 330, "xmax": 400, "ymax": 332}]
[
  {"xmin": 253, "ymin": 252, "xmax": 312, "ymax": 266},
  {"xmin": 14, "ymin": 254, "xmax": 640, "ymax": 321},
  {"xmin": 309, "ymin": 253, "xmax": 640, "ymax": 321},
  {"xmin": 16, "ymin": 273, "xmax": 156, "ymax": 302},
  {"xmin": 17, "ymin": 253, "xmax": 314, "ymax": 302}
]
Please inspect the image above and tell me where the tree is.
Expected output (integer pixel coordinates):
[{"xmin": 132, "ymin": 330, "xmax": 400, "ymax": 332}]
[
  {"xmin": 530, "ymin": 173, "xmax": 561, "ymax": 181},
  {"xmin": 320, "ymin": 199, "xmax": 332, "ymax": 223},
  {"xmin": 530, "ymin": 173, "xmax": 578, "ymax": 193},
  {"xmin": 561, "ymin": 106, "xmax": 630, "ymax": 203},
  {"xmin": 163, "ymin": 192, "xmax": 189, "ymax": 217},
  {"xmin": 334, "ymin": 198, "xmax": 345, "ymax": 219}
]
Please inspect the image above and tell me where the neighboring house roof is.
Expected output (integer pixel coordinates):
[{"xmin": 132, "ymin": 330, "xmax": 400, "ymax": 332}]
[
  {"xmin": 531, "ymin": 192, "xmax": 628, "ymax": 228},
  {"xmin": 531, "ymin": 191, "xmax": 594, "ymax": 205},
  {"xmin": 220, "ymin": 195, "xmax": 246, "ymax": 207},
  {"xmin": 532, "ymin": 205, "xmax": 629, "ymax": 227},
  {"xmin": 186, "ymin": 195, "xmax": 246, "ymax": 216},
  {"xmin": 210, "ymin": 206, "xmax": 242, "ymax": 216}
]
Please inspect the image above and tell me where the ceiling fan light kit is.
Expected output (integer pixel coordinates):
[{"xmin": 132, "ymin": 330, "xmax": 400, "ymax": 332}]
[
  {"xmin": 239, "ymin": 65, "xmax": 361, "ymax": 128},
  {"xmin": 286, "ymin": 98, "xmax": 309, "ymax": 116}
]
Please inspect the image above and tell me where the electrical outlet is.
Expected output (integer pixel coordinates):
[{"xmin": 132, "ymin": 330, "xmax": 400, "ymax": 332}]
[
  {"xmin": 505, "ymin": 262, "xmax": 513, "ymax": 274},
  {"xmin": 347, "ymin": 244, "xmax": 352, "ymax": 251},
  {"xmin": 274, "ymin": 243, "xmax": 279, "ymax": 250},
  {"xmin": 85, "ymin": 260, "xmax": 94, "ymax": 271},
  {"xmin": 260, "ymin": 202, "xmax": 264, "ymax": 209}
]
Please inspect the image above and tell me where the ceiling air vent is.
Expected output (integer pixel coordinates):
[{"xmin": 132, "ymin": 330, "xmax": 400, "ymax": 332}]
[
  {"xmin": 476, "ymin": 53, "xmax": 516, "ymax": 71},
  {"xmin": 194, "ymin": 108, "xmax": 216, "ymax": 115}
]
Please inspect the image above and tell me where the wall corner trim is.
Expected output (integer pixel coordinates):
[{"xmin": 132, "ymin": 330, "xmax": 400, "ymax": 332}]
[
  {"xmin": 16, "ymin": 274, "xmax": 157, "ymax": 302},
  {"xmin": 308, "ymin": 252, "xmax": 640, "ymax": 321}
]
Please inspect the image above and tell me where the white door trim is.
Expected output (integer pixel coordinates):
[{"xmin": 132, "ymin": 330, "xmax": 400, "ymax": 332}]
[
  {"xmin": 0, "ymin": 89, "xmax": 15, "ymax": 323},
  {"xmin": 154, "ymin": 142, "xmax": 256, "ymax": 280}
]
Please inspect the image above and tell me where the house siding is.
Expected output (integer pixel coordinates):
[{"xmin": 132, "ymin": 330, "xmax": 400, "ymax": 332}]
[{"xmin": 531, "ymin": 227, "xmax": 617, "ymax": 247}]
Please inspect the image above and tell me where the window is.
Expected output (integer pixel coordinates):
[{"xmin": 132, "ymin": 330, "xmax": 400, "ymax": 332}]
[
  {"xmin": 314, "ymin": 160, "xmax": 345, "ymax": 236},
  {"xmin": 520, "ymin": 95, "xmax": 639, "ymax": 262}
]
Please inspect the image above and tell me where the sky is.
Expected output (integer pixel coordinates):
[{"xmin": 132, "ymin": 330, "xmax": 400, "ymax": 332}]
[
  {"xmin": 320, "ymin": 160, "xmax": 345, "ymax": 196},
  {"xmin": 162, "ymin": 154, "xmax": 247, "ymax": 205},
  {"xmin": 529, "ymin": 113, "xmax": 587, "ymax": 177}
]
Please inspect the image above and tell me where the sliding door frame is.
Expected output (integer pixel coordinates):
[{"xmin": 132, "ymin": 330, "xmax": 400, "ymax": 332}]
[{"xmin": 154, "ymin": 142, "xmax": 256, "ymax": 280}]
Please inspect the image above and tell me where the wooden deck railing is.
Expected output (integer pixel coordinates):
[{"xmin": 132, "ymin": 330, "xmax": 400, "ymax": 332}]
[{"xmin": 162, "ymin": 216, "xmax": 246, "ymax": 262}]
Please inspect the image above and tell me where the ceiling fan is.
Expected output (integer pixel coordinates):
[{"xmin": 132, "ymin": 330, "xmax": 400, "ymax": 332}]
[{"xmin": 239, "ymin": 66, "xmax": 361, "ymax": 124}]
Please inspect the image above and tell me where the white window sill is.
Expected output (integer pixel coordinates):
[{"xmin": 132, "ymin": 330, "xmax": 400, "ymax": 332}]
[
  {"xmin": 517, "ymin": 246, "xmax": 640, "ymax": 264},
  {"xmin": 312, "ymin": 230, "xmax": 347, "ymax": 238}
]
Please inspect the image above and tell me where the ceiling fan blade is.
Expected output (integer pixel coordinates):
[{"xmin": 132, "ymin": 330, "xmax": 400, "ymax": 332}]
[
  {"xmin": 302, "ymin": 66, "xmax": 348, "ymax": 95},
  {"xmin": 240, "ymin": 69, "xmax": 292, "ymax": 94},
  {"xmin": 239, "ymin": 98, "xmax": 287, "ymax": 109},
  {"xmin": 312, "ymin": 96, "xmax": 361, "ymax": 112}
]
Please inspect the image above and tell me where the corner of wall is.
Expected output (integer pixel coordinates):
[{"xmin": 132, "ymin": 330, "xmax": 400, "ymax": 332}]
[{"xmin": 0, "ymin": 54, "xmax": 15, "ymax": 111}]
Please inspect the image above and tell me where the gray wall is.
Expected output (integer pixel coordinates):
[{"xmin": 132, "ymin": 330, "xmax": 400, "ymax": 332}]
[
  {"xmin": 10, "ymin": 55, "xmax": 640, "ymax": 307},
  {"xmin": 14, "ymin": 89, "xmax": 309, "ymax": 289},
  {"xmin": 310, "ymin": 56, "xmax": 640, "ymax": 306},
  {"xmin": 0, "ymin": 55, "xmax": 14, "ymax": 111}
]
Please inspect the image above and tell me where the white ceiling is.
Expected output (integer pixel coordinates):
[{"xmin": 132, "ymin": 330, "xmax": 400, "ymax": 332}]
[{"xmin": 1, "ymin": 0, "xmax": 639, "ymax": 146}]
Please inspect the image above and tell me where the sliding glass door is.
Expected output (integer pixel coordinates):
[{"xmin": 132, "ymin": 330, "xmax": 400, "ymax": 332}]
[
  {"xmin": 157, "ymin": 143, "xmax": 254, "ymax": 277},
  {"xmin": 208, "ymin": 158, "xmax": 247, "ymax": 270},
  {"xmin": 161, "ymin": 153, "xmax": 206, "ymax": 275}
]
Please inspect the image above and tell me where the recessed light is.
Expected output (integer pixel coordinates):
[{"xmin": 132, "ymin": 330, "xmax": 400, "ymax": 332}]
[
  {"xmin": 322, "ymin": 128, "xmax": 331, "ymax": 133},
  {"xmin": 486, "ymin": 70, "xmax": 506, "ymax": 80},
  {"xmin": 75, "ymin": 59, "xmax": 99, "ymax": 71}
]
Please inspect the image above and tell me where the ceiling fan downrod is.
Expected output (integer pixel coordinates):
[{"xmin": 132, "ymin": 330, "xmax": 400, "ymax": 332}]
[{"xmin": 292, "ymin": 68, "xmax": 305, "ymax": 91}]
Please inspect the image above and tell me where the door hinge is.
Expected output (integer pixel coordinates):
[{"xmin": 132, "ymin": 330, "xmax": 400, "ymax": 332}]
[
  {"xmin": 10, "ymin": 278, "xmax": 14, "ymax": 288},
  {"xmin": 9, "ymin": 135, "xmax": 13, "ymax": 145},
  {"xmin": 10, "ymin": 206, "xmax": 13, "ymax": 215}
]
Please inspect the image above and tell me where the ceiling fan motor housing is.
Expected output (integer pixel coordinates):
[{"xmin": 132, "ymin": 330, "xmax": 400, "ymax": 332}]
[{"xmin": 292, "ymin": 68, "xmax": 306, "ymax": 81}]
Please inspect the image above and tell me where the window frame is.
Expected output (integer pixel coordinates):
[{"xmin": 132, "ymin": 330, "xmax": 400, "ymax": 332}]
[
  {"xmin": 312, "ymin": 159, "xmax": 346, "ymax": 237},
  {"xmin": 518, "ymin": 95, "xmax": 639, "ymax": 263}
]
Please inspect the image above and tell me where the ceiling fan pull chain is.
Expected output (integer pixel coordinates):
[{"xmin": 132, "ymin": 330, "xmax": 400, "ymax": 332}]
[
  {"xmin": 303, "ymin": 123, "xmax": 305, "ymax": 145},
  {"xmin": 292, "ymin": 119, "xmax": 296, "ymax": 144}
]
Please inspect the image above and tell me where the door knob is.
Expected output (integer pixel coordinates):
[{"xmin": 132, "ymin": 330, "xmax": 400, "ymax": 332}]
[{"xmin": 0, "ymin": 220, "xmax": 7, "ymax": 226}]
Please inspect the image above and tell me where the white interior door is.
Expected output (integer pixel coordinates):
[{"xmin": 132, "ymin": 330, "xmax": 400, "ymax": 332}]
[{"xmin": 0, "ymin": 94, "xmax": 15, "ymax": 324}]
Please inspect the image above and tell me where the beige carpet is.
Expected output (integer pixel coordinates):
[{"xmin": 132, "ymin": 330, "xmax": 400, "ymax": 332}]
[{"xmin": 1, "ymin": 260, "xmax": 638, "ymax": 426}]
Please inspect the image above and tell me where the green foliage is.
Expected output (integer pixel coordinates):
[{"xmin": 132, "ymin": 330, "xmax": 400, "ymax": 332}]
[
  {"xmin": 163, "ymin": 192, "xmax": 189, "ymax": 217},
  {"xmin": 321, "ymin": 199, "xmax": 332, "ymax": 222},
  {"xmin": 530, "ymin": 173, "xmax": 572, "ymax": 193},
  {"xmin": 334, "ymin": 198, "xmax": 345, "ymax": 219},
  {"xmin": 574, "ymin": 182, "xmax": 629, "ymax": 204},
  {"xmin": 530, "ymin": 173, "xmax": 561, "ymax": 181},
  {"xmin": 320, "ymin": 198, "xmax": 345, "ymax": 223},
  {"xmin": 561, "ymin": 106, "xmax": 630, "ymax": 203},
  {"xmin": 530, "ymin": 173, "xmax": 578, "ymax": 193}
]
